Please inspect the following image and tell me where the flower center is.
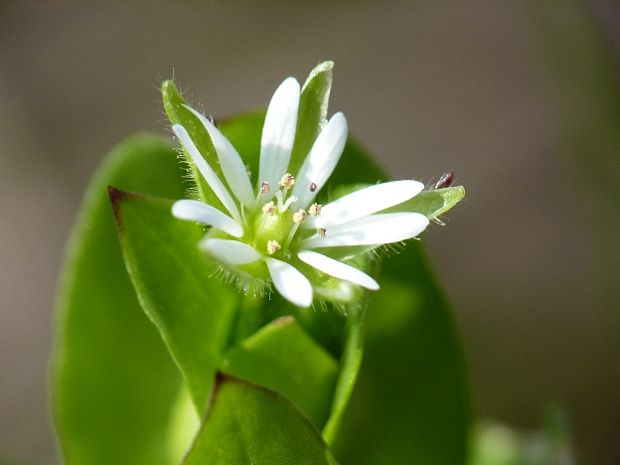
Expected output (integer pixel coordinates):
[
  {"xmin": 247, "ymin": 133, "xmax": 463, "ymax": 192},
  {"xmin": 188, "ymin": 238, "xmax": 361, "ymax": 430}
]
[{"xmin": 247, "ymin": 173, "xmax": 321, "ymax": 258}]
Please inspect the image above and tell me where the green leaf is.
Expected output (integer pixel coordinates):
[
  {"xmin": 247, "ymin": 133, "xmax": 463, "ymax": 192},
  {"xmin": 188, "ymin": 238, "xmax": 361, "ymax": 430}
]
[
  {"xmin": 316, "ymin": 135, "xmax": 469, "ymax": 461},
  {"xmin": 161, "ymin": 80, "xmax": 225, "ymax": 211},
  {"xmin": 53, "ymin": 135, "xmax": 190, "ymax": 465},
  {"xmin": 183, "ymin": 375, "xmax": 339, "ymax": 465},
  {"xmin": 110, "ymin": 190, "xmax": 238, "ymax": 412},
  {"xmin": 288, "ymin": 60, "xmax": 334, "ymax": 174},
  {"xmin": 333, "ymin": 244, "xmax": 470, "ymax": 465},
  {"xmin": 323, "ymin": 150, "xmax": 467, "ymax": 450},
  {"xmin": 220, "ymin": 315, "xmax": 339, "ymax": 428}
]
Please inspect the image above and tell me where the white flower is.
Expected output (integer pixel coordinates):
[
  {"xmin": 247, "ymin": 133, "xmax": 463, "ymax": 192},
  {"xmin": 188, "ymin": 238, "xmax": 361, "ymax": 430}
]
[{"xmin": 171, "ymin": 76, "xmax": 429, "ymax": 307}]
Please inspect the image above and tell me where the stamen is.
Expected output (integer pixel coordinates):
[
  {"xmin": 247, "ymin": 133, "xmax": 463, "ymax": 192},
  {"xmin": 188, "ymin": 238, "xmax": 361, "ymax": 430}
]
[
  {"xmin": 267, "ymin": 240, "xmax": 281, "ymax": 255},
  {"xmin": 317, "ymin": 227, "xmax": 327, "ymax": 237},
  {"xmin": 309, "ymin": 182, "xmax": 317, "ymax": 192},
  {"xmin": 240, "ymin": 203, "xmax": 247, "ymax": 225},
  {"xmin": 279, "ymin": 173, "xmax": 295, "ymax": 189},
  {"xmin": 262, "ymin": 201, "xmax": 276, "ymax": 215},
  {"xmin": 276, "ymin": 191, "xmax": 284, "ymax": 211},
  {"xmin": 293, "ymin": 209, "xmax": 307, "ymax": 224},
  {"xmin": 281, "ymin": 195, "xmax": 298, "ymax": 212},
  {"xmin": 261, "ymin": 181, "xmax": 270, "ymax": 194},
  {"xmin": 284, "ymin": 222, "xmax": 301, "ymax": 248},
  {"xmin": 308, "ymin": 203, "xmax": 321, "ymax": 216}
]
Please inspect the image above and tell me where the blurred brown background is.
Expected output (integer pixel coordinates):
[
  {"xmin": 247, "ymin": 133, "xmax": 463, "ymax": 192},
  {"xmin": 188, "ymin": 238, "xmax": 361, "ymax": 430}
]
[{"xmin": 1, "ymin": 1, "xmax": 619, "ymax": 464}]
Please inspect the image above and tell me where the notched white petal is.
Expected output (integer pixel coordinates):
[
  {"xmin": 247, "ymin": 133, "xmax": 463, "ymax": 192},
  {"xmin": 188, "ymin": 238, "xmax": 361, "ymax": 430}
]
[
  {"xmin": 200, "ymin": 238, "xmax": 261, "ymax": 265},
  {"xmin": 172, "ymin": 124, "xmax": 241, "ymax": 222},
  {"xmin": 306, "ymin": 180, "xmax": 425, "ymax": 229},
  {"xmin": 172, "ymin": 199, "xmax": 243, "ymax": 238},
  {"xmin": 292, "ymin": 112, "xmax": 347, "ymax": 209},
  {"xmin": 298, "ymin": 250, "xmax": 379, "ymax": 290},
  {"xmin": 266, "ymin": 258, "xmax": 313, "ymax": 308},
  {"xmin": 258, "ymin": 77, "xmax": 301, "ymax": 195},
  {"xmin": 303, "ymin": 212, "xmax": 429, "ymax": 248},
  {"xmin": 184, "ymin": 106, "xmax": 255, "ymax": 208}
]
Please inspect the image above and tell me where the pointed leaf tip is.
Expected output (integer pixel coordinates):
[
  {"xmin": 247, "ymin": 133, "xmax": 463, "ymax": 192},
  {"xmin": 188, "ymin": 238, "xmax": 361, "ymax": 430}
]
[
  {"xmin": 107, "ymin": 184, "xmax": 122, "ymax": 201},
  {"xmin": 107, "ymin": 185, "xmax": 133, "ymax": 203},
  {"xmin": 108, "ymin": 186, "xmax": 134, "ymax": 228}
]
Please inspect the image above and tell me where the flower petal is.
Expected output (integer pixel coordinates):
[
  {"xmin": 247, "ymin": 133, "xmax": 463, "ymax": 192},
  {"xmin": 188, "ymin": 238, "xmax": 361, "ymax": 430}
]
[
  {"xmin": 266, "ymin": 258, "xmax": 313, "ymax": 307},
  {"xmin": 200, "ymin": 238, "xmax": 262, "ymax": 265},
  {"xmin": 173, "ymin": 124, "xmax": 241, "ymax": 222},
  {"xmin": 303, "ymin": 212, "xmax": 429, "ymax": 248},
  {"xmin": 292, "ymin": 112, "xmax": 347, "ymax": 209},
  {"xmin": 184, "ymin": 106, "xmax": 255, "ymax": 208},
  {"xmin": 298, "ymin": 250, "xmax": 379, "ymax": 290},
  {"xmin": 172, "ymin": 199, "xmax": 243, "ymax": 238},
  {"xmin": 258, "ymin": 77, "xmax": 301, "ymax": 195},
  {"xmin": 305, "ymin": 180, "xmax": 425, "ymax": 229}
]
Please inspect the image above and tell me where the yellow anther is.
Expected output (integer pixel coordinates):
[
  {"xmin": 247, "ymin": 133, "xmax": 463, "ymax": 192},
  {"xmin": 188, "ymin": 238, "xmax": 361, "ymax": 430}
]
[
  {"xmin": 262, "ymin": 201, "xmax": 276, "ymax": 215},
  {"xmin": 279, "ymin": 173, "xmax": 295, "ymax": 189},
  {"xmin": 267, "ymin": 240, "xmax": 281, "ymax": 255},
  {"xmin": 293, "ymin": 209, "xmax": 307, "ymax": 224},
  {"xmin": 308, "ymin": 203, "xmax": 322, "ymax": 216}
]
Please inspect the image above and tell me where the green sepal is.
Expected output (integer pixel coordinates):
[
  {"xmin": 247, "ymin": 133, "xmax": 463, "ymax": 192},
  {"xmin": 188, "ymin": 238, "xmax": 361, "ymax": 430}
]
[
  {"xmin": 288, "ymin": 61, "xmax": 334, "ymax": 174},
  {"xmin": 389, "ymin": 186, "xmax": 466, "ymax": 219},
  {"xmin": 161, "ymin": 80, "xmax": 226, "ymax": 211}
]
